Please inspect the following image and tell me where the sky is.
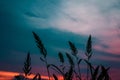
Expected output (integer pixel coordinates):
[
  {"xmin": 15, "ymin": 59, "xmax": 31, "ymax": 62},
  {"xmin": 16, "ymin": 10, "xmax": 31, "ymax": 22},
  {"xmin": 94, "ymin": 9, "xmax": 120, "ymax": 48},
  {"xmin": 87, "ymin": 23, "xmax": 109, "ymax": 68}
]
[{"xmin": 0, "ymin": 0, "xmax": 120, "ymax": 80}]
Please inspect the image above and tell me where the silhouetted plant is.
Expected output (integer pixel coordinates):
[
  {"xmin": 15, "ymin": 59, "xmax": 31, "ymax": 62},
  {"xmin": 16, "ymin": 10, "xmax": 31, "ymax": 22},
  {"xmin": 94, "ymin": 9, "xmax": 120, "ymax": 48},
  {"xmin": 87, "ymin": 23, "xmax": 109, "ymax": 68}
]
[
  {"xmin": 32, "ymin": 32, "xmax": 47, "ymax": 58},
  {"xmin": 32, "ymin": 33, "xmax": 111, "ymax": 80},
  {"xmin": 58, "ymin": 52, "xmax": 65, "ymax": 73},
  {"xmin": 68, "ymin": 41, "xmax": 78, "ymax": 57},
  {"xmin": 16, "ymin": 32, "xmax": 111, "ymax": 80},
  {"xmin": 33, "ymin": 73, "xmax": 41, "ymax": 80},
  {"xmin": 58, "ymin": 52, "xmax": 64, "ymax": 64},
  {"xmin": 97, "ymin": 65, "xmax": 110, "ymax": 80},
  {"xmin": 14, "ymin": 75, "xmax": 26, "ymax": 80},
  {"xmin": 23, "ymin": 52, "xmax": 31, "ymax": 78},
  {"xmin": 32, "ymin": 32, "xmax": 50, "ymax": 80},
  {"xmin": 64, "ymin": 66, "xmax": 73, "ymax": 80},
  {"xmin": 92, "ymin": 65, "xmax": 100, "ymax": 80},
  {"xmin": 66, "ymin": 53, "xmax": 74, "ymax": 67},
  {"xmin": 68, "ymin": 41, "xmax": 82, "ymax": 80},
  {"xmin": 85, "ymin": 35, "xmax": 92, "ymax": 80},
  {"xmin": 85, "ymin": 35, "xmax": 92, "ymax": 60},
  {"xmin": 53, "ymin": 74, "xmax": 58, "ymax": 80},
  {"xmin": 32, "ymin": 32, "xmax": 111, "ymax": 80},
  {"xmin": 48, "ymin": 52, "xmax": 74, "ymax": 80}
]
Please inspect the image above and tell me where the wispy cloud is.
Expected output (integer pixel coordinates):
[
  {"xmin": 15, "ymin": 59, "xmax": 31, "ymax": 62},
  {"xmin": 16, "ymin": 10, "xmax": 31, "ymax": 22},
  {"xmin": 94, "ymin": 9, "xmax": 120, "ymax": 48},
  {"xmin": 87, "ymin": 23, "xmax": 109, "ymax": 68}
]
[
  {"xmin": 47, "ymin": 0, "xmax": 120, "ymax": 56},
  {"xmin": 49, "ymin": 0, "xmax": 120, "ymax": 34},
  {"xmin": 93, "ymin": 28, "xmax": 120, "ymax": 55}
]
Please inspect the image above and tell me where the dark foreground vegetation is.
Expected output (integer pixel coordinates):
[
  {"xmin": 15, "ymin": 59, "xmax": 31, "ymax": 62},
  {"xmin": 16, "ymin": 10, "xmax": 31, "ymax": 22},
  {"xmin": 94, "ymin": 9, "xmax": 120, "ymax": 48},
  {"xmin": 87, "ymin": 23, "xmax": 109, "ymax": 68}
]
[{"xmin": 14, "ymin": 32, "xmax": 111, "ymax": 80}]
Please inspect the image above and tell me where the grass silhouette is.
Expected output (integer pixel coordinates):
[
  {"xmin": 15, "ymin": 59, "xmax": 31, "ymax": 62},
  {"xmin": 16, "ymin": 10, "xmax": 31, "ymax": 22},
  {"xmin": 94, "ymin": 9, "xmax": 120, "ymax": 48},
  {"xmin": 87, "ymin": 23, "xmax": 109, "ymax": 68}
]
[
  {"xmin": 32, "ymin": 32, "xmax": 50, "ymax": 80},
  {"xmin": 23, "ymin": 52, "xmax": 31, "ymax": 78},
  {"xmin": 14, "ymin": 32, "xmax": 111, "ymax": 80}
]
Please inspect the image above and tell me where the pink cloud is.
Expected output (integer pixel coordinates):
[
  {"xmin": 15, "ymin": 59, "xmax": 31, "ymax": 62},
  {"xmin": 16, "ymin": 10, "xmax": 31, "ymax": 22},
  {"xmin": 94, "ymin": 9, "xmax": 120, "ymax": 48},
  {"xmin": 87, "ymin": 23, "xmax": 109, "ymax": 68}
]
[
  {"xmin": 94, "ymin": 28, "xmax": 120, "ymax": 55},
  {"xmin": 27, "ymin": 0, "xmax": 120, "ymax": 57},
  {"xmin": 48, "ymin": 0, "xmax": 120, "ymax": 57}
]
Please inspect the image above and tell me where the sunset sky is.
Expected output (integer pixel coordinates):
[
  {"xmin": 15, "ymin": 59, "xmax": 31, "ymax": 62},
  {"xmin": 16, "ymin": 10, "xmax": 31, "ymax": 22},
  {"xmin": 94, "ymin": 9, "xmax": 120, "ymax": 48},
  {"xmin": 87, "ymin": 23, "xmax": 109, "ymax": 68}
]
[{"xmin": 0, "ymin": 0, "xmax": 120, "ymax": 80}]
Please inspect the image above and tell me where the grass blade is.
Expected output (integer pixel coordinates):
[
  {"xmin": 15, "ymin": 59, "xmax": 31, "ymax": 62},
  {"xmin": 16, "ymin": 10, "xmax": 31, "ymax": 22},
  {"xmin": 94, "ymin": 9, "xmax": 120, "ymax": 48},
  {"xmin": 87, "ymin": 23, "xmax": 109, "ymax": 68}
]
[
  {"xmin": 58, "ymin": 52, "xmax": 64, "ymax": 63},
  {"xmin": 32, "ymin": 31, "xmax": 47, "ymax": 58},
  {"xmin": 68, "ymin": 41, "xmax": 78, "ymax": 56},
  {"xmin": 53, "ymin": 74, "xmax": 58, "ymax": 80},
  {"xmin": 23, "ymin": 52, "xmax": 31, "ymax": 77},
  {"xmin": 66, "ymin": 53, "xmax": 74, "ymax": 66}
]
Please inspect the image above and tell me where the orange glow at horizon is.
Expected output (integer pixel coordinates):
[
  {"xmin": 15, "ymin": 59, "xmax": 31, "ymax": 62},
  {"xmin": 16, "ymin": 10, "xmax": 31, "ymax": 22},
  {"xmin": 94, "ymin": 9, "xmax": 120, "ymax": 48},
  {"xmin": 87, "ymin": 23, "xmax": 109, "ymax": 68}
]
[{"xmin": 0, "ymin": 71, "xmax": 63, "ymax": 80}]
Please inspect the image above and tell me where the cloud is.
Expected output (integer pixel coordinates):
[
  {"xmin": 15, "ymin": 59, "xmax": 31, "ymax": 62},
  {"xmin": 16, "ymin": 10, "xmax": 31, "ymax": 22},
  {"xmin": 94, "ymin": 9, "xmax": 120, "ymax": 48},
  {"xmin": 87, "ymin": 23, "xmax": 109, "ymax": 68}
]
[
  {"xmin": 22, "ymin": 0, "xmax": 62, "ymax": 28},
  {"xmin": 49, "ymin": 0, "xmax": 120, "ymax": 35},
  {"xmin": 93, "ymin": 28, "xmax": 120, "ymax": 55},
  {"xmin": 4, "ymin": 0, "xmax": 119, "ymax": 57},
  {"xmin": 25, "ymin": 12, "xmax": 44, "ymax": 18},
  {"xmin": 46, "ymin": 0, "xmax": 120, "ymax": 56}
]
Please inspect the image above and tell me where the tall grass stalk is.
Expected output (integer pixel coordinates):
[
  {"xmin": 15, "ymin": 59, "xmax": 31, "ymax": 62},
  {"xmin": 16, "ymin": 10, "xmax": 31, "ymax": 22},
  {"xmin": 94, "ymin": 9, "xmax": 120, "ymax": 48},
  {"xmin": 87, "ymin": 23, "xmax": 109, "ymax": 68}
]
[
  {"xmin": 14, "ymin": 32, "xmax": 111, "ymax": 80},
  {"xmin": 68, "ymin": 41, "xmax": 82, "ymax": 80},
  {"xmin": 23, "ymin": 52, "xmax": 31, "ymax": 79},
  {"xmin": 32, "ymin": 32, "xmax": 50, "ymax": 80},
  {"xmin": 85, "ymin": 35, "xmax": 92, "ymax": 80},
  {"xmin": 32, "ymin": 32, "xmax": 110, "ymax": 80}
]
